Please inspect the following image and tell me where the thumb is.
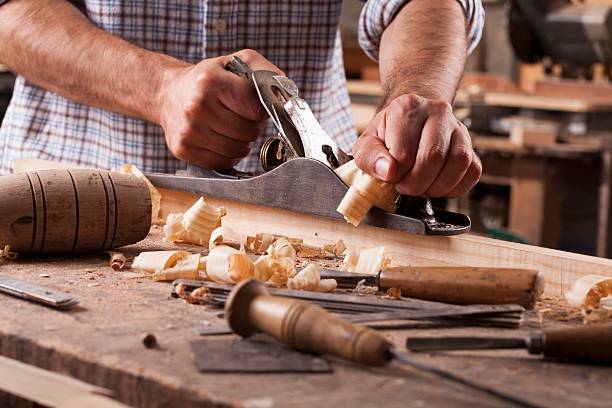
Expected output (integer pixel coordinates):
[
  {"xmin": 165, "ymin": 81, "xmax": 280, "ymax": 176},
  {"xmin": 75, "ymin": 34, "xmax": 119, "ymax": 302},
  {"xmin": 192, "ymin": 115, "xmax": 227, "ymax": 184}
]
[{"xmin": 352, "ymin": 133, "xmax": 398, "ymax": 183}]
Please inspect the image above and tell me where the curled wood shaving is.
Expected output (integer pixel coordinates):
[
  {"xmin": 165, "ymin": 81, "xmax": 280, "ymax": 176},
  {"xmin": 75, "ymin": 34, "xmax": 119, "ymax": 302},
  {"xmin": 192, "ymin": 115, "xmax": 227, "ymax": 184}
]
[
  {"xmin": 266, "ymin": 238, "xmax": 297, "ymax": 260},
  {"xmin": 107, "ymin": 251, "xmax": 127, "ymax": 271},
  {"xmin": 0, "ymin": 245, "xmax": 17, "ymax": 261},
  {"xmin": 565, "ymin": 275, "xmax": 612, "ymax": 310},
  {"xmin": 132, "ymin": 251, "xmax": 191, "ymax": 273},
  {"xmin": 602, "ymin": 296, "xmax": 612, "ymax": 311},
  {"xmin": 385, "ymin": 287, "xmax": 402, "ymax": 300},
  {"xmin": 335, "ymin": 160, "xmax": 399, "ymax": 226},
  {"xmin": 253, "ymin": 255, "xmax": 295, "ymax": 286},
  {"xmin": 205, "ymin": 246, "xmax": 254, "ymax": 284},
  {"xmin": 341, "ymin": 250, "xmax": 359, "ymax": 272},
  {"xmin": 246, "ymin": 233, "xmax": 302, "ymax": 254},
  {"xmin": 322, "ymin": 239, "xmax": 347, "ymax": 257},
  {"xmin": 287, "ymin": 263, "xmax": 338, "ymax": 292},
  {"xmin": 118, "ymin": 164, "xmax": 162, "ymax": 223},
  {"xmin": 209, "ymin": 226, "xmax": 242, "ymax": 251},
  {"xmin": 176, "ymin": 283, "xmax": 213, "ymax": 304},
  {"xmin": 354, "ymin": 279, "xmax": 378, "ymax": 296},
  {"xmin": 152, "ymin": 253, "xmax": 201, "ymax": 281},
  {"xmin": 163, "ymin": 197, "xmax": 226, "ymax": 247}
]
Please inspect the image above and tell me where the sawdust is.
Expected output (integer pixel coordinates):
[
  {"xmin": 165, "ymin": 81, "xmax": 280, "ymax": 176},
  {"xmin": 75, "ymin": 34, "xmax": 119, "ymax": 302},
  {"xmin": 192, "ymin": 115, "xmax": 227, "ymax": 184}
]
[
  {"xmin": 0, "ymin": 245, "xmax": 17, "ymax": 261},
  {"xmin": 107, "ymin": 251, "xmax": 127, "ymax": 270},
  {"xmin": 176, "ymin": 283, "xmax": 213, "ymax": 304},
  {"xmin": 384, "ymin": 287, "xmax": 402, "ymax": 300}
]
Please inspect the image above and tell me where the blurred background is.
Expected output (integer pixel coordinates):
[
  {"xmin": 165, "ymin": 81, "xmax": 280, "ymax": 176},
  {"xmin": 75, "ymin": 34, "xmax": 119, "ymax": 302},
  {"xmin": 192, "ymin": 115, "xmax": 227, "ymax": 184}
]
[
  {"xmin": 0, "ymin": 0, "xmax": 610, "ymax": 257},
  {"xmin": 340, "ymin": 0, "xmax": 612, "ymax": 258}
]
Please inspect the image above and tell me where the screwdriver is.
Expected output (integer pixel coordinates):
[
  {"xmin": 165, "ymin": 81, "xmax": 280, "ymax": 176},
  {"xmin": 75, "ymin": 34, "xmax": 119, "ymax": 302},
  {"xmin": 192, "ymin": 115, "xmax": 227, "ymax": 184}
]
[
  {"xmin": 406, "ymin": 324, "xmax": 612, "ymax": 363},
  {"xmin": 225, "ymin": 280, "xmax": 541, "ymax": 408}
]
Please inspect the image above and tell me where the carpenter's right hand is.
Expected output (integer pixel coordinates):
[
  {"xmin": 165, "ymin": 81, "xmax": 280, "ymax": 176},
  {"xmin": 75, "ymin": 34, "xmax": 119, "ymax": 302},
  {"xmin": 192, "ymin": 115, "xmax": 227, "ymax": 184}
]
[{"xmin": 159, "ymin": 49, "xmax": 282, "ymax": 169}]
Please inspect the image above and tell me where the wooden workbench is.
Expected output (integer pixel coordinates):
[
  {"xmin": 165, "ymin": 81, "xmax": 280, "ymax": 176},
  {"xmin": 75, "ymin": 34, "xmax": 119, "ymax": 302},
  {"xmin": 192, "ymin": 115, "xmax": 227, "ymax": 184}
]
[{"xmin": 1, "ymin": 224, "xmax": 612, "ymax": 408}]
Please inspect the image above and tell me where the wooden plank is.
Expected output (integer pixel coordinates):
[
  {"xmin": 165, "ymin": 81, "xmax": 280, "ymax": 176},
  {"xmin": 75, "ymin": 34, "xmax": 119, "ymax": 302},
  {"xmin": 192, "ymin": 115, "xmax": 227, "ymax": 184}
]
[
  {"xmin": 0, "ymin": 355, "xmax": 127, "ymax": 408},
  {"xmin": 160, "ymin": 189, "xmax": 612, "ymax": 297},
  {"xmin": 483, "ymin": 91, "xmax": 612, "ymax": 113}
]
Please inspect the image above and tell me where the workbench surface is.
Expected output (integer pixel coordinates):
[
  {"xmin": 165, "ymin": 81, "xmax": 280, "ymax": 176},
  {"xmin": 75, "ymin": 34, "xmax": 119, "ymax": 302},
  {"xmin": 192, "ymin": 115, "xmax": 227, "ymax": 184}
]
[{"xmin": 1, "ymin": 229, "xmax": 610, "ymax": 408}]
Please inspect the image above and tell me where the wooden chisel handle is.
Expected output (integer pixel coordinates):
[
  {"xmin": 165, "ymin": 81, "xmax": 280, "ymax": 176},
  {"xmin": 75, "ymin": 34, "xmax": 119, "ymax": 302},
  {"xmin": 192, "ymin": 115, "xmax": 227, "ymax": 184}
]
[
  {"xmin": 0, "ymin": 169, "xmax": 151, "ymax": 254},
  {"xmin": 379, "ymin": 266, "xmax": 543, "ymax": 309},
  {"xmin": 538, "ymin": 324, "xmax": 612, "ymax": 363},
  {"xmin": 225, "ymin": 280, "xmax": 393, "ymax": 366}
]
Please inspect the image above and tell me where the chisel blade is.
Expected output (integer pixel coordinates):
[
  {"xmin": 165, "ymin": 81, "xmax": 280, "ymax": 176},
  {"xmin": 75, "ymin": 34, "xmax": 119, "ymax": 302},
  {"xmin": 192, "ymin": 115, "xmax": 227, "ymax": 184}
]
[{"xmin": 406, "ymin": 336, "xmax": 527, "ymax": 352}]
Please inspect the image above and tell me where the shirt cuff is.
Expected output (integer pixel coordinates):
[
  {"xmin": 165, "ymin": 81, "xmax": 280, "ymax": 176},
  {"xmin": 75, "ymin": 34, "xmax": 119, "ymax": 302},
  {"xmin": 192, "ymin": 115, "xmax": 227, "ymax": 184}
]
[{"xmin": 358, "ymin": 0, "xmax": 485, "ymax": 61}]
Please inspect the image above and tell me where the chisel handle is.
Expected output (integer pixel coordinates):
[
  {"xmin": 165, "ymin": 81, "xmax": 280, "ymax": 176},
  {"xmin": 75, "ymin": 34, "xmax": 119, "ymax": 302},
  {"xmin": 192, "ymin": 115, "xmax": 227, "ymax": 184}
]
[
  {"xmin": 379, "ymin": 266, "xmax": 543, "ymax": 309},
  {"xmin": 0, "ymin": 169, "xmax": 151, "ymax": 254},
  {"xmin": 538, "ymin": 324, "xmax": 612, "ymax": 363},
  {"xmin": 225, "ymin": 280, "xmax": 393, "ymax": 366}
]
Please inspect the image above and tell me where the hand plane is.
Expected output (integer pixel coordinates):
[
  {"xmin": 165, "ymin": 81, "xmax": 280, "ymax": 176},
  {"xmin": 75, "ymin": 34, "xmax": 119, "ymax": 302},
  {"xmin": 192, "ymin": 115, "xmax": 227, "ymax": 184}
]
[{"xmin": 147, "ymin": 57, "xmax": 470, "ymax": 236}]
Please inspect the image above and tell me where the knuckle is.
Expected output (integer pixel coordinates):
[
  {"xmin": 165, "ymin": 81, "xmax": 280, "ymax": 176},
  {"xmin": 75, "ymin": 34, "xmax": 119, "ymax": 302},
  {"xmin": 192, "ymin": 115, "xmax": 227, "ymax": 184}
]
[
  {"xmin": 236, "ymin": 48, "xmax": 260, "ymax": 62},
  {"xmin": 195, "ymin": 70, "xmax": 218, "ymax": 90},
  {"xmin": 423, "ymin": 144, "xmax": 446, "ymax": 165},
  {"xmin": 394, "ymin": 93, "xmax": 423, "ymax": 111},
  {"xmin": 452, "ymin": 148, "xmax": 473, "ymax": 169},
  {"xmin": 471, "ymin": 157, "xmax": 483, "ymax": 179},
  {"xmin": 430, "ymin": 100, "xmax": 453, "ymax": 116}
]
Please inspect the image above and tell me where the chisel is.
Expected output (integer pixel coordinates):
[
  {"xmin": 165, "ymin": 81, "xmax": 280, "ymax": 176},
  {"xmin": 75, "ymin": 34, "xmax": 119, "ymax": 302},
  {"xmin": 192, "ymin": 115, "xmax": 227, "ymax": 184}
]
[
  {"xmin": 406, "ymin": 324, "xmax": 612, "ymax": 363},
  {"xmin": 225, "ymin": 279, "xmax": 539, "ymax": 408},
  {"xmin": 321, "ymin": 266, "xmax": 543, "ymax": 309}
]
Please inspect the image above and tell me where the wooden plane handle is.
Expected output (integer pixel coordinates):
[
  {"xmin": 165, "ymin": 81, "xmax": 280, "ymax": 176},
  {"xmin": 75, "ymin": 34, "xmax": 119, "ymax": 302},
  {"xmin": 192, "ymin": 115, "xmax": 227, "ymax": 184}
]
[
  {"xmin": 0, "ymin": 169, "xmax": 151, "ymax": 254},
  {"xmin": 225, "ymin": 280, "xmax": 393, "ymax": 366},
  {"xmin": 379, "ymin": 266, "xmax": 543, "ymax": 309},
  {"xmin": 541, "ymin": 324, "xmax": 612, "ymax": 363}
]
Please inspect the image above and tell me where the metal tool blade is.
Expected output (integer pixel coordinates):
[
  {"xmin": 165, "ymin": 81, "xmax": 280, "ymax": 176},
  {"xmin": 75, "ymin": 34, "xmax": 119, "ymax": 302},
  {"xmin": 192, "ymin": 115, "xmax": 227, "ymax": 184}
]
[
  {"xmin": 0, "ymin": 275, "xmax": 79, "ymax": 310},
  {"xmin": 406, "ymin": 336, "xmax": 528, "ymax": 353},
  {"xmin": 345, "ymin": 305, "xmax": 525, "ymax": 324},
  {"xmin": 191, "ymin": 334, "xmax": 331, "ymax": 373},
  {"xmin": 148, "ymin": 158, "xmax": 469, "ymax": 236}
]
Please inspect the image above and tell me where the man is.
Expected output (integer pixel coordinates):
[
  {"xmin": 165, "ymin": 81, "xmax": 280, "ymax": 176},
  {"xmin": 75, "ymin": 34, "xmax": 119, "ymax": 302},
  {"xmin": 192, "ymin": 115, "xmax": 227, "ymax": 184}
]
[{"xmin": 0, "ymin": 0, "xmax": 483, "ymax": 198}]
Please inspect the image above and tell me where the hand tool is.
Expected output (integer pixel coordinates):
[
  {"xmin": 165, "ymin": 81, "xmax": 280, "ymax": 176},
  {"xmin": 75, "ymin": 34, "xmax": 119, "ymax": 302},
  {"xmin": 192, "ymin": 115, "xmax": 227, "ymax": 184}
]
[
  {"xmin": 190, "ymin": 334, "xmax": 331, "ymax": 373},
  {"xmin": 321, "ymin": 266, "xmax": 543, "ymax": 309},
  {"xmin": 406, "ymin": 324, "xmax": 612, "ymax": 364},
  {"xmin": 0, "ymin": 169, "xmax": 151, "ymax": 254},
  {"xmin": 146, "ymin": 57, "xmax": 471, "ymax": 236},
  {"xmin": 224, "ymin": 280, "xmax": 539, "ymax": 408},
  {"xmin": 0, "ymin": 275, "xmax": 79, "ymax": 309},
  {"xmin": 171, "ymin": 279, "xmax": 524, "ymax": 328}
]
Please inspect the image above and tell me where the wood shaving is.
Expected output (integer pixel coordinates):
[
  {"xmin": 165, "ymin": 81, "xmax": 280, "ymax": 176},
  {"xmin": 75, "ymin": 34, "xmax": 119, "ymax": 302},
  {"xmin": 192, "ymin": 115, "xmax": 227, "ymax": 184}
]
[
  {"xmin": 354, "ymin": 246, "xmax": 392, "ymax": 275},
  {"xmin": 385, "ymin": 287, "xmax": 402, "ymax": 300},
  {"xmin": 118, "ymin": 164, "xmax": 162, "ymax": 223},
  {"xmin": 163, "ymin": 197, "xmax": 226, "ymax": 247},
  {"xmin": 322, "ymin": 239, "xmax": 347, "ymax": 257},
  {"xmin": 602, "ymin": 296, "xmax": 612, "ymax": 311},
  {"xmin": 176, "ymin": 283, "xmax": 213, "ymax": 304},
  {"xmin": 132, "ymin": 250, "xmax": 191, "ymax": 273},
  {"xmin": 335, "ymin": 160, "xmax": 398, "ymax": 226},
  {"xmin": 294, "ymin": 243, "xmax": 326, "ymax": 258},
  {"xmin": 266, "ymin": 238, "xmax": 297, "ymax": 260},
  {"xmin": 582, "ymin": 308, "xmax": 612, "ymax": 323},
  {"xmin": 340, "ymin": 250, "xmax": 359, "ymax": 272},
  {"xmin": 0, "ymin": 245, "xmax": 17, "ymax": 261},
  {"xmin": 246, "ymin": 233, "xmax": 302, "ymax": 254},
  {"xmin": 209, "ymin": 226, "xmax": 242, "ymax": 251},
  {"xmin": 205, "ymin": 246, "xmax": 254, "ymax": 284},
  {"xmin": 107, "ymin": 251, "xmax": 127, "ymax": 270},
  {"xmin": 565, "ymin": 275, "xmax": 612, "ymax": 310},
  {"xmin": 253, "ymin": 255, "xmax": 295, "ymax": 286},
  {"xmin": 287, "ymin": 263, "xmax": 338, "ymax": 293},
  {"xmin": 151, "ymin": 253, "xmax": 200, "ymax": 281},
  {"xmin": 354, "ymin": 279, "xmax": 378, "ymax": 295}
]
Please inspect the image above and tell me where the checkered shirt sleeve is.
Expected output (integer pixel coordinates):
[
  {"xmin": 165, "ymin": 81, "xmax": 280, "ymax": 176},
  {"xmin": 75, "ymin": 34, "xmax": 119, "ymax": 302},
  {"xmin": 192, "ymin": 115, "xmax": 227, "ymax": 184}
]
[{"xmin": 359, "ymin": 0, "xmax": 485, "ymax": 61}]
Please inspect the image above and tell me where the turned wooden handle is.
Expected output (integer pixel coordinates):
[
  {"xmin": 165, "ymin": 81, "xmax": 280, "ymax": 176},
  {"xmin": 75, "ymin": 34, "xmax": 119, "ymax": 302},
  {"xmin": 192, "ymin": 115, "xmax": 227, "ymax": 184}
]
[
  {"xmin": 0, "ymin": 169, "xmax": 151, "ymax": 254},
  {"xmin": 541, "ymin": 324, "xmax": 612, "ymax": 363},
  {"xmin": 225, "ymin": 280, "xmax": 393, "ymax": 366},
  {"xmin": 379, "ymin": 266, "xmax": 543, "ymax": 309}
]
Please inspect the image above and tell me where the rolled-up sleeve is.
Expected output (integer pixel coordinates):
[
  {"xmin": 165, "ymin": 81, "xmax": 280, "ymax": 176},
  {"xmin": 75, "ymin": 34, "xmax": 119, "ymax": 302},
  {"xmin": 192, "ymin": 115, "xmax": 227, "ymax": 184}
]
[{"xmin": 358, "ymin": 0, "xmax": 485, "ymax": 61}]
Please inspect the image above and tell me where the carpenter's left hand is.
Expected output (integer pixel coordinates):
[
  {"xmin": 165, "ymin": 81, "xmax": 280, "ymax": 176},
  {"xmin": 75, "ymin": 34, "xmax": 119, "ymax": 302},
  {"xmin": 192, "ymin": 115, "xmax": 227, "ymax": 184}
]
[{"xmin": 352, "ymin": 94, "xmax": 482, "ymax": 198}]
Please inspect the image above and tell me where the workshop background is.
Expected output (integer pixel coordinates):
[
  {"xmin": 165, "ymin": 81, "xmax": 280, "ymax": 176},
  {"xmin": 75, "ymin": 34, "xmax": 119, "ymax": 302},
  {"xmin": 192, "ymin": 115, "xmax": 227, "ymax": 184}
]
[{"xmin": 1, "ymin": 0, "xmax": 611, "ymax": 258}]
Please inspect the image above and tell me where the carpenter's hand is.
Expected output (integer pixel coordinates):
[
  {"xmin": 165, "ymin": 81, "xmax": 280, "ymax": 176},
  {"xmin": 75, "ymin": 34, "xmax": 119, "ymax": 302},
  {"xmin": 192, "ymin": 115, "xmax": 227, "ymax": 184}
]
[
  {"xmin": 159, "ymin": 49, "xmax": 281, "ymax": 169},
  {"xmin": 352, "ymin": 94, "xmax": 481, "ymax": 197}
]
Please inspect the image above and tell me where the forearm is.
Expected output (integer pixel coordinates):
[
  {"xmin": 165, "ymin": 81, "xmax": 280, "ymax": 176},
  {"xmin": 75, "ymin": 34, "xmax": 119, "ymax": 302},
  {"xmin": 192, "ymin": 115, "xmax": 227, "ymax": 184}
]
[
  {"xmin": 379, "ymin": 0, "xmax": 467, "ymax": 104},
  {"xmin": 0, "ymin": 0, "xmax": 188, "ymax": 124}
]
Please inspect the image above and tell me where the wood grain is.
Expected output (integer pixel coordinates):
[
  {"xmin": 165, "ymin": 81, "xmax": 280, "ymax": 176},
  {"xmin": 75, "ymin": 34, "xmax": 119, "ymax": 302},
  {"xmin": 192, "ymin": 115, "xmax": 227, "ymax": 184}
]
[{"xmin": 160, "ymin": 188, "xmax": 612, "ymax": 297}]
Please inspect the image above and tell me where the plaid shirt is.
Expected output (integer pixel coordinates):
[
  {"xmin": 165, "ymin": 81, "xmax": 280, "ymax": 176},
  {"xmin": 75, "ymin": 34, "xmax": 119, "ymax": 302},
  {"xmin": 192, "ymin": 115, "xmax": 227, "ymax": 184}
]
[{"xmin": 0, "ymin": 0, "xmax": 483, "ymax": 174}]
